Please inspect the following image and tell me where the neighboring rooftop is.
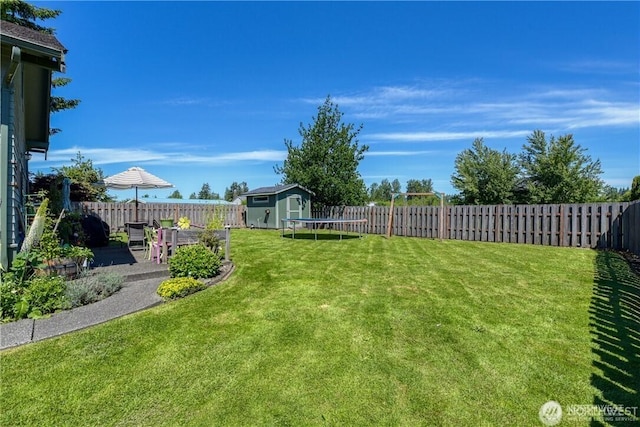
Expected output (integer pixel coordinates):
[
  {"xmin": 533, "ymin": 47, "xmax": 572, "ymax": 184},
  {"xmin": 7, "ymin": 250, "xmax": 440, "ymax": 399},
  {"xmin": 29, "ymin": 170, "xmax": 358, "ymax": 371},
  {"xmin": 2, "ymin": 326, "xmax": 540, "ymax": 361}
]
[
  {"xmin": 123, "ymin": 197, "xmax": 233, "ymax": 205},
  {"xmin": 243, "ymin": 184, "xmax": 315, "ymax": 196}
]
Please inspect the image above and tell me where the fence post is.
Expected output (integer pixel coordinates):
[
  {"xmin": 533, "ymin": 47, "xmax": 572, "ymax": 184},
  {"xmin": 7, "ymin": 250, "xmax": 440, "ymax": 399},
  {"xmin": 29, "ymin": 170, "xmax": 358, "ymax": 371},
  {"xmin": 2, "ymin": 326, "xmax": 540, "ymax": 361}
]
[{"xmin": 224, "ymin": 226, "xmax": 230, "ymax": 262}]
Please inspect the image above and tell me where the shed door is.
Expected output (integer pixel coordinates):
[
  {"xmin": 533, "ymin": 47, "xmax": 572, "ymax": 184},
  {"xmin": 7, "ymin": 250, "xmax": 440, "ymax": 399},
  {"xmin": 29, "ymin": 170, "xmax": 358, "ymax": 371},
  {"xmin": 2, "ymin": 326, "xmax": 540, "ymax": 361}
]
[{"xmin": 287, "ymin": 195, "xmax": 302, "ymax": 219}]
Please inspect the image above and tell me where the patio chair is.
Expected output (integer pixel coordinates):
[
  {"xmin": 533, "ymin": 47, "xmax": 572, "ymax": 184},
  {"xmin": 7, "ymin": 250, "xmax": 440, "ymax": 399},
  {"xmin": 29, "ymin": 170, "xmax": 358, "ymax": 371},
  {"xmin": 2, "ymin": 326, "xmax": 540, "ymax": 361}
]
[
  {"xmin": 145, "ymin": 226, "xmax": 163, "ymax": 261},
  {"xmin": 127, "ymin": 222, "xmax": 146, "ymax": 250}
]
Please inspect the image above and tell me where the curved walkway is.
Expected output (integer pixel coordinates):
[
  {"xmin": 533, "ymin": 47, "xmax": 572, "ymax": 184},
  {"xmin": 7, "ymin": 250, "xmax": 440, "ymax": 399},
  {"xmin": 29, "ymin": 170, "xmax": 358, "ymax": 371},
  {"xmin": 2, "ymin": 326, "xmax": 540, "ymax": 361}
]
[{"xmin": 0, "ymin": 247, "xmax": 234, "ymax": 351}]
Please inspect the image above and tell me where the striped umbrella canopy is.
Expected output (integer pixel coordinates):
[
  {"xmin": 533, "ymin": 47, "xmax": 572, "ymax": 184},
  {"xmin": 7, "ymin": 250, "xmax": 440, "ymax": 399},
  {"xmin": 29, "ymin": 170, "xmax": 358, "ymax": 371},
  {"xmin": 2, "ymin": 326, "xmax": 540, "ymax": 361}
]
[{"xmin": 103, "ymin": 167, "xmax": 173, "ymax": 221}]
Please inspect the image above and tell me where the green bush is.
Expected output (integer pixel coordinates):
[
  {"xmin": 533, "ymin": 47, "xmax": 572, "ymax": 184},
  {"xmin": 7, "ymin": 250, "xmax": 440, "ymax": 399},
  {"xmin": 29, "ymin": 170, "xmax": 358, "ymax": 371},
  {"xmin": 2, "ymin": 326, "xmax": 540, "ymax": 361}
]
[
  {"xmin": 168, "ymin": 244, "xmax": 221, "ymax": 279},
  {"xmin": 198, "ymin": 228, "xmax": 221, "ymax": 252},
  {"xmin": 157, "ymin": 277, "xmax": 206, "ymax": 301},
  {"xmin": 0, "ymin": 278, "xmax": 25, "ymax": 321},
  {"xmin": 65, "ymin": 272, "xmax": 124, "ymax": 308},
  {"xmin": 24, "ymin": 275, "xmax": 67, "ymax": 318}
]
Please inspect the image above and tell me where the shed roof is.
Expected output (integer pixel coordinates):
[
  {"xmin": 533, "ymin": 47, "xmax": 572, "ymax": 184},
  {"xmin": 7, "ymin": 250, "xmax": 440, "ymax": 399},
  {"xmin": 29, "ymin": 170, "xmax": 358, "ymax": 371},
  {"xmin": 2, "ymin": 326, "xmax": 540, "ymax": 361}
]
[{"xmin": 243, "ymin": 184, "xmax": 315, "ymax": 197}]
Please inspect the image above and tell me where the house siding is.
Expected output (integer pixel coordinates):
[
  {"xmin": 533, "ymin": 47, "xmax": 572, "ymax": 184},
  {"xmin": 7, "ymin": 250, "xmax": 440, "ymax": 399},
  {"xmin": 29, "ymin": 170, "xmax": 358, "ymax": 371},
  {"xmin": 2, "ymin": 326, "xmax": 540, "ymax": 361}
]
[{"xmin": 1, "ymin": 48, "xmax": 30, "ymax": 268}]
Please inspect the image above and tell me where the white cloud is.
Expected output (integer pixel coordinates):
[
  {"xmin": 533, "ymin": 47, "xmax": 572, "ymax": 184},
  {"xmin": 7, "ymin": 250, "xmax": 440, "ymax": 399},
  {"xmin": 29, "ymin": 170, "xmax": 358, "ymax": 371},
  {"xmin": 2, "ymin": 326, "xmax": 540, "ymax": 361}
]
[
  {"xmin": 366, "ymin": 130, "xmax": 531, "ymax": 143},
  {"xmin": 555, "ymin": 59, "xmax": 638, "ymax": 75},
  {"xmin": 315, "ymin": 80, "xmax": 639, "ymax": 138},
  {"xmin": 367, "ymin": 150, "xmax": 440, "ymax": 156},
  {"xmin": 30, "ymin": 147, "xmax": 287, "ymax": 169}
]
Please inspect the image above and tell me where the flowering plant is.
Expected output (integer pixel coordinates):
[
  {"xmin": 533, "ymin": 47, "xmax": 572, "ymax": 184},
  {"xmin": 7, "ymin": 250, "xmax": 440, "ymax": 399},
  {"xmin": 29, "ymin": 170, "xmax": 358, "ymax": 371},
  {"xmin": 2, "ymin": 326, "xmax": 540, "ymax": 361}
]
[{"xmin": 177, "ymin": 216, "xmax": 190, "ymax": 230}]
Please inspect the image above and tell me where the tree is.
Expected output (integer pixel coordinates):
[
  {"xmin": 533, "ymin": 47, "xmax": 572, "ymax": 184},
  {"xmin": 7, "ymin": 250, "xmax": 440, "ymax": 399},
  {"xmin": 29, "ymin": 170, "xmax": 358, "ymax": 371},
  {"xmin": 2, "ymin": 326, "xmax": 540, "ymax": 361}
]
[
  {"xmin": 54, "ymin": 152, "xmax": 110, "ymax": 201},
  {"xmin": 406, "ymin": 179, "xmax": 434, "ymax": 194},
  {"xmin": 49, "ymin": 77, "xmax": 80, "ymax": 135},
  {"xmin": 1, "ymin": 0, "xmax": 60, "ymax": 33},
  {"xmin": 405, "ymin": 178, "xmax": 439, "ymax": 205},
  {"xmin": 30, "ymin": 152, "xmax": 111, "ymax": 213},
  {"xmin": 519, "ymin": 130, "xmax": 603, "ymax": 203},
  {"xmin": 391, "ymin": 179, "xmax": 401, "ymax": 194},
  {"xmin": 1, "ymin": 0, "xmax": 80, "ymax": 135},
  {"xmin": 621, "ymin": 176, "xmax": 640, "ymax": 201},
  {"xmin": 369, "ymin": 180, "xmax": 389, "ymax": 202},
  {"xmin": 598, "ymin": 185, "xmax": 629, "ymax": 202},
  {"xmin": 368, "ymin": 178, "xmax": 399, "ymax": 202},
  {"xmin": 224, "ymin": 181, "xmax": 249, "ymax": 202},
  {"xmin": 451, "ymin": 138, "xmax": 520, "ymax": 205},
  {"xmin": 189, "ymin": 192, "xmax": 197, "ymax": 200},
  {"xmin": 274, "ymin": 96, "xmax": 369, "ymax": 208},
  {"xmin": 198, "ymin": 183, "xmax": 213, "ymax": 200},
  {"xmin": 167, "ymin": 190, "xmax": 183, "ymax": 199},
  {"xmin": 197, "ymin": 183, "xmax": 219, "ymax": 200}
]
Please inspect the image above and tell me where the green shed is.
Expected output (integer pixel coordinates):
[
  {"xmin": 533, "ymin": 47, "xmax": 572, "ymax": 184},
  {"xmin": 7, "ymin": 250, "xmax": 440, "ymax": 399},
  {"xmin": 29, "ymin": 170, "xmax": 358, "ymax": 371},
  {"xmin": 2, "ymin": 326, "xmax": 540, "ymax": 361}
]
[{"xmin": 243, "ymin": 184, "xmax": 314, "ymax": 229}]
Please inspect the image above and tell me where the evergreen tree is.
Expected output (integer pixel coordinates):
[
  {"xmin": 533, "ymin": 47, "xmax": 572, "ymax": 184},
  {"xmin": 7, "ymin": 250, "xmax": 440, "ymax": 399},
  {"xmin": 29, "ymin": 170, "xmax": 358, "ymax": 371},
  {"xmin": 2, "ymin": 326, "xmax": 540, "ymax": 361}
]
[{"xmin": 224, "ymin": 181, "xmax": 249, "ymax": 202}]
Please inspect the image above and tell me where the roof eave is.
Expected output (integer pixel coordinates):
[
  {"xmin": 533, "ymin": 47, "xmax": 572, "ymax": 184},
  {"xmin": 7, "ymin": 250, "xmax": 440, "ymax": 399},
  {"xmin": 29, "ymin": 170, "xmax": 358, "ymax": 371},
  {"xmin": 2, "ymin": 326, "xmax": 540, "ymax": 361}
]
[{"xmin": 0, "ymin": 33, "xmax": 66, "ymax": 72}]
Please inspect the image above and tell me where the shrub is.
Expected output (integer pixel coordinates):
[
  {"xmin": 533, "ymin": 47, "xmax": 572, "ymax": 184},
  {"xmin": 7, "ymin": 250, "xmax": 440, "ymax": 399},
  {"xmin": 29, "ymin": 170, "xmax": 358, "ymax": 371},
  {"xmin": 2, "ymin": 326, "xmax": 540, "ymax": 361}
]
[
  {"xmin": 65, "ymin": 272, "xmax": 124, "ymax": 308},
  {"xmin": 0, "ymin": 278, "xmax": 26, "ymax": 321},
  {"xmin": 24, "ymin": 275, "xmax": 67, "ymax": 318},
  {"xmin": 198, "ymin": 228, "xmax": 221, "ymax": 252},
  {"xmin": 61, "ymin": 245, "xmax": 94, "ymax": 263},
  {"xmin": 168, "ymin": 244, "xmax": 221, "ymax": 279},
  {"xmin": 157, "ymin": 277, "xmax": 206, "ymax": 301}
]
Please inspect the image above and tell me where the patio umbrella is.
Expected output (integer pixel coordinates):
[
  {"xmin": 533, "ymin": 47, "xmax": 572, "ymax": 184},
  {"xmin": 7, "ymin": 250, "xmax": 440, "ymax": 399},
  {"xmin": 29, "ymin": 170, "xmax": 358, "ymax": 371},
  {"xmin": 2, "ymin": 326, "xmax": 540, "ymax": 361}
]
[{"xmin": 103, "ymin": 167, "xmax": 173, "ymax": 221}]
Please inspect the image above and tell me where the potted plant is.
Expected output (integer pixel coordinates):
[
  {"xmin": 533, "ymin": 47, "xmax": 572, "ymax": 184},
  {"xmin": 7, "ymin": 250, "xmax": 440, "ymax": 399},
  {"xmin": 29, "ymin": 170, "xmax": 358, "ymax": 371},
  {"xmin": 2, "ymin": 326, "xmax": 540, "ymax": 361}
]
[
  {"xmin": 160, "ymin": 218, "xmax": 174, "ymax": 228},
  {"xmin": 61, "ymin": 244, "xmax": 94, "ymax": 270}
]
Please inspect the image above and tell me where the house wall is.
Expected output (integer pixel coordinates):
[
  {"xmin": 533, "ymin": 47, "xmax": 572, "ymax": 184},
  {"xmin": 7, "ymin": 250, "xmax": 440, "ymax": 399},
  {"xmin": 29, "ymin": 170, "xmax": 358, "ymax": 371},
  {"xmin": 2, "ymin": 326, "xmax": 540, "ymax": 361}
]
[{"xmin": 1, "ymin": 46, "xmax": 29, "ymax": 269}]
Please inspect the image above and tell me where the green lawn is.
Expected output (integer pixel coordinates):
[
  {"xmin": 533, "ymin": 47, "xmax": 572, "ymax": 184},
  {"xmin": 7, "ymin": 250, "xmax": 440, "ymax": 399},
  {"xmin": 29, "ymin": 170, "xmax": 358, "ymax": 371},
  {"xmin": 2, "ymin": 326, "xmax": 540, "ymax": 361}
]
[{"xmin": 1, "ymin": 229, "xmax": 638, "ymax": 426}]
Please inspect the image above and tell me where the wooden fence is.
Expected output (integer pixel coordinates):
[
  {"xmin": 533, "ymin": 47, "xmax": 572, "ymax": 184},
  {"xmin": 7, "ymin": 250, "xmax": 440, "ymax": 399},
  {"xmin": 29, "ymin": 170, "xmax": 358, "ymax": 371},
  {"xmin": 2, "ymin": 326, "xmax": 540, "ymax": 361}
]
[
  {"xmin": 314, "ymin": 201, "xmax": 640, "ymax": 253},
  {"xmin": 77, "ymin": 201, "xmax": 639, "ymax": 254},
  {"xmin": 77, "ymin": 202, "xmax": 246, "ymax": 231}
]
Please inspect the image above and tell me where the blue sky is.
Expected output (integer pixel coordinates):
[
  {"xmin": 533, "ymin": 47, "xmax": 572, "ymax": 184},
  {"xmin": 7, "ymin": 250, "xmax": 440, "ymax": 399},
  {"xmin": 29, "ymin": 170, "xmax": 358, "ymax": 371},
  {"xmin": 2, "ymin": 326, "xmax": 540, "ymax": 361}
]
[{"xmin": 31, "ymin": 1, "xmax": 639, "ymax": 201}]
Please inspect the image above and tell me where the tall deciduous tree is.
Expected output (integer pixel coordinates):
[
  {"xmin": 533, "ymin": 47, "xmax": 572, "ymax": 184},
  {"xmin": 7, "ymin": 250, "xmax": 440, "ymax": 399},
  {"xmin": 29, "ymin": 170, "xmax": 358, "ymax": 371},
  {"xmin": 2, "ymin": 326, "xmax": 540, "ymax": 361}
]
[
  {"xmin": 1, "ymin": 0, "xmax": 80, "ymax": 135},
  {"xmin": 30, "ymin": 152, "xmax": 111, "ymax": 212},
  {"xmin": 54, "ymin": 152, "xmax": 110, "ymax": 202},
  {"xmin": 519, "ymin": 130, "xmax": 603, "ymax": 203},
  {"xmin": 405, "ymin": 178, "xmax": 439, "ymax": 205},
  {"xmin": 167, "ymin": 190, "xmax": 183, "ymax": 199},
  {"xmin": 621, "ymin": 175, "xmax": 640, "ymax": 201},
  {"xmin": 224, "ymin": 181, "xmax": 249, "ymax": 202},
  {"xmin": 275, "ymin": 96, "xmax": 368, "ymax": 208},
  {"xmin": 369, "ymin": 179, "xmax": 391, "ymax": 202},
  {"xmin": 451, "ymin": 138, "xmax": 520, "ymax": 205}
]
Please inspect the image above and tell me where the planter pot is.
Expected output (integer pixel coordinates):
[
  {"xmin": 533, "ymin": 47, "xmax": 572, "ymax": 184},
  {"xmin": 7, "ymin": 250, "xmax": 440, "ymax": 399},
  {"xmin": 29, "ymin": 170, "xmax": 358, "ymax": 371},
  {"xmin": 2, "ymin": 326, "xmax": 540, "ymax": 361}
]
[
  {"xmin": 36, "ymin": 258, "xmax": 80, "ymax": 279},
  {"xmin": 160, "ymin": 219, "xmax": 174, "ymax": 228}
]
